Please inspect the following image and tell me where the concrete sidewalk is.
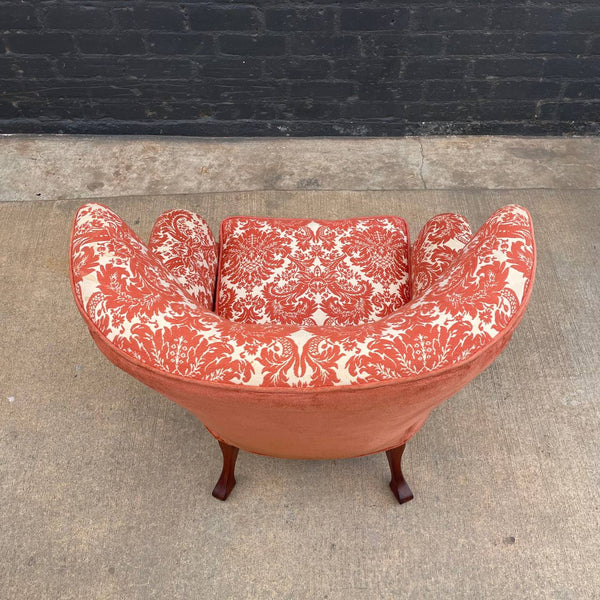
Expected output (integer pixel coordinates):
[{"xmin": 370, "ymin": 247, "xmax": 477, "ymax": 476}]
[
  {"xmin": 1, "ymin": 137, "xmax": 599, "ymax": 600},
  {"xmin": 1, "ymin": 134, "xmax": 600, "ymax": 202}
]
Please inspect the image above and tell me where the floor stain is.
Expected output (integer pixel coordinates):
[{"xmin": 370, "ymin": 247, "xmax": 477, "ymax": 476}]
[
  {"xmin": 297, "ymin": 177, "xmax": 321, "ymax": 189},
  {"xmin": 86, "ymin": 180, "xmax": 104, "ymax": 191}
]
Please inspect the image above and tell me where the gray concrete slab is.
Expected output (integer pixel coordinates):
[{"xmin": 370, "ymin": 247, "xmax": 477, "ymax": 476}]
[
  {"xmin": 1, "ymin": 135, "xmax": 600, "ymax": 202},
  {"xmin": 1, "ymin": 190, "xmax": 598, "ymax": 599},
  {"xmin": 421, "ymin": 136, "xmax": 600, "ymax": 190}
]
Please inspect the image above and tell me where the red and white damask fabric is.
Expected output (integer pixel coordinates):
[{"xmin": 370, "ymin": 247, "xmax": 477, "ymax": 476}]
[
  {"xmin": 216, "ymin": 216, "xmax": 410, "ymax": 327},
  {"xmin": 148, "ymin": 210, "xmax": 218, "ymax": 309},
  {"xmin": 71, "ymin": 203, "xmax": 534, "ymax": 388},
  {"xmin": 410, "ymin": 213, "xmax": 473, "ymax": 299}
]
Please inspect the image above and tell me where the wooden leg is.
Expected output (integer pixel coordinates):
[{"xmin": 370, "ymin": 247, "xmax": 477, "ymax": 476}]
[
  {"xmin": 212, "ymin": 441, "xmax": 239, "ymax": 501},
  {"xmin": 386, "ymin": 443, "xmax": 414, "ymax": 505}
]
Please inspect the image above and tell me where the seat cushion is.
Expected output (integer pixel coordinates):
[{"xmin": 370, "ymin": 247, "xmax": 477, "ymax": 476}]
[{"xmin": 216, "ymin": 216, "xmax": 410, "ymax": 326}]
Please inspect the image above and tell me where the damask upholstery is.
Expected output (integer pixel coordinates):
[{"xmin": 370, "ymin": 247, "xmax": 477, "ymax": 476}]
[
  {"xmin": 410, "ymin": 213, "xmax": 473, "ymax": 299},
  {"xmin": 70, "ymin": 203, "xmax": 535, "ymax": 463},
  {"xmin": 216, "ymin": 216, "xmax": 410, "ymax": 326},
  {"xmin": 149, "ymin": 210, "xmax": 218, "ymax": 310}
]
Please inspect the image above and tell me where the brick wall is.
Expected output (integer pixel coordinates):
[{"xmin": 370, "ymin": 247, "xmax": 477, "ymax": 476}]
[{"xmin": 1, "ymin": 1, "xmax": 598, "ymax": 136}]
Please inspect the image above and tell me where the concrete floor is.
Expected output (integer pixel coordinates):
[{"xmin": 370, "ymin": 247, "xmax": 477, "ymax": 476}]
[
  {"xmin": 1, "ymin": 136, "xmax": 599, "ymax": 599},
  {"xmin": 2, "ymin": 134, "xmax": 600, "ymax": 202}
]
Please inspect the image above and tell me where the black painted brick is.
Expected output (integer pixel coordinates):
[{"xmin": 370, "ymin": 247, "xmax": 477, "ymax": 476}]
[
  {"xmin": 219, "ymin": 34, "xmax": 286, "ymax": 56},
  {"xmin": 489, "ymin": 7, "xmax": 564, "ymax": 32},
  {"xmin": 357, "ymin": 81, "xmax": 422, "ymax": 102},
  {"xmin": 111, "ymin": 8, "xmax": 135, "ymax": 30},
  {"xmin": 566, "ymin": 9, "xmax": 600, "ymax": 32},
  {"xmin": 44, "ymin": 5, "xmax": 111, "ymax": 30},
  {"xmin": 517, "ymin": 33, "xmax": 590, "ymax": 55},
  {"xmin": 564, "ymin": 81, "xmax": 600, "ymax": 99},
  {"xmin": 188, "ymin": 6, "xmax": 260, "ymax": 32},
  {"xmin": 401, "ymin": 102, "xmax": 473, "ymax": 121},
  {"xmin": 0, "ymin": 57, "xmax": 52, "ymax": 79},
  {"xmin": 83, "ymin": 101, "xmax": 150, "ymax": 121},
  {"xmin": 214, "ymin": 83, "xmax": 288, "ymax": 103},
  {"xmin": 341, "ymin": 102, "xmax": 404, "ymax": 119},
  {"xmin": 56, "ymin": 57, "xmax": 193, "ymax": 79},
  {"xmin": 413, "ymin": 7, "xmax": 489, "ymax": 31},
  {"xmin": 334, "ymin": 58, "xmax": 403, "ymax": 82},
  {"xmin": 265, "ymin": 8, "xmax": 334, "ymax": 32},
  {"xmin": 544, "ymin": 58, "xmax": 600, "ymax": 78},
  {"xmin": 0, "ymin": 1, "xmax": 598, "ymax": 136},
  {"xmin": 469, "ymin": 101, "xmax": 538, "ymax": 121},
  {"xmin": 197, "ymin": 58, "xmax": 261, "ymax": 79},
  {"xmin": 290, "ymin": 35, "xmax": 360, "ymax": 57},
  {"xmin": 13, "ymin": 100, "xmax": 87, "ymax": 120},
  {"xmin": 361, "ymin": 34, "xmax": 443, "ymax": 57},
  {"xmin": 474, "ymin": 58, "xmax": 545, "ymax": 78},
  {"xmin": 147, "ymin": 33, "xmax": 213, "ymax": 55},
  {"xmin": 340, "ymin": 8, "xmax": 409, "ymax": 32},
  {"xmin": 289, "ymin": 81, "xmax": 355, "ymax": 100},
  {"xmin": 404, "ymin": 58, "xmax": 472, "ymax": 80},
  {"xmin": 0, "ymin": 3, "xmax": 41, "ymax": 30},
  {"xmin": 541, "ymin": 101, "xmax": 600, "ymax": 121},
  {"xmin": 492, "ymin": 80, "xmax": 561, "ymax": 100},
  {"xmin": 0, "ymin": 101, "xmax": 21, "ymax": 119},
  {"xmin": 264, "ymin": 58, "xmax": 331, "ymax": 79},
  {"xmin": 77, "ymin": 33, "xmax": 146, "ymax": 55},
  {"xmin": 446, "ymin": 33, "xmax": 518, "ymax": 56},
  {"xmin": 131, "ymin": 6, "xmax": 185, "ymax": 32},
  {"xmin": 56, "ymin": 57, "xmax": 129, "ymax": 79},
  {"xmin": 121, "ymin": 58, "xmax": 194, "ymax": 79},
  {"xmin": 423, "ymin": 81, "xmax": 491, "ymax": 101},
  {"xmin": 286, "ymin": 100, "xmax": 340, "ymax": 120},
  {"xmin": 5, "ymin": 32, "xmax": 74, "ymax": 55}
]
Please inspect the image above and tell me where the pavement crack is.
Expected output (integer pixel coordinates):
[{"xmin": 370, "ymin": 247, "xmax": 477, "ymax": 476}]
[{"xmin": 417, "ymin": 138, "xmax": 427, "ymax": 189}]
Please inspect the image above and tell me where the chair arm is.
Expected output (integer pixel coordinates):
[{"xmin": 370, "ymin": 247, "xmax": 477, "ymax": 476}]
[
  {"xmin": 410, "ymin": 213, "xmax": 472, "ymax": 299},
  {"xmin": 149, "ymin": 210, "xmax": 218, "ymax": 310}
]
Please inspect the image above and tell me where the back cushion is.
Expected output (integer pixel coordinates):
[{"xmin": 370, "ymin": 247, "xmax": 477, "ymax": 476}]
[{"xmin": 216, "ymin": 216, "xmax": 410, "ymax": 326}]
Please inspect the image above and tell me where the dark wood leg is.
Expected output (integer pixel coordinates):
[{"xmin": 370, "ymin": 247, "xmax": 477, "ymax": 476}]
[
  {"xmin": 386, "ymin": 443, "xmax": 414, "ymax": 505},
  {"xmin": 212, "ymin": 441, "xmax": 239, "ymax": 501}
]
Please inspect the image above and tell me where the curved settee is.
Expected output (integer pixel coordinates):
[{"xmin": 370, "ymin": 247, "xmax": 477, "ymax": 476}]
[{"xmin": 70, "ymin": 203, "xmax": 535, "ymax": 503}]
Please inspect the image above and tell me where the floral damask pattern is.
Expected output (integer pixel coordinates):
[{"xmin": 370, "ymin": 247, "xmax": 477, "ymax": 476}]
[
  {"xmin": 216, "ymin": 217, "xmax": 410, "ymax": 326},
  {"xmin": 410, "ymin": 213, "xmax": 473, "ymax": 299},
  {"xmin": 70, "ymin": 203, "xmax": 535, "ymax": 388},
  {"xmin": 148, "ymin": 210, "xmax": 218, "ymax": 309}
]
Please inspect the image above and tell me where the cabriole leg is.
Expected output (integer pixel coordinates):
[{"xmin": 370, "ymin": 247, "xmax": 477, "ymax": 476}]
[
  {"xmin": 386, "ymin": 443, "xmax": 414, "ymax": 505},
  {"xmin": 212, "ymin": 441, "xmax": 239, "ymax": 501}
]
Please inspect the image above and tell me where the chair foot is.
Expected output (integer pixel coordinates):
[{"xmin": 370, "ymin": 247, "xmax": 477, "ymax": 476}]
[
  {"xmin": 212, "ymin": 441, "xmax": 239, "ymax": 501},
  {"xmin": 386, "ymin": 444, "xmax": 414, "ymax": 505}
]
